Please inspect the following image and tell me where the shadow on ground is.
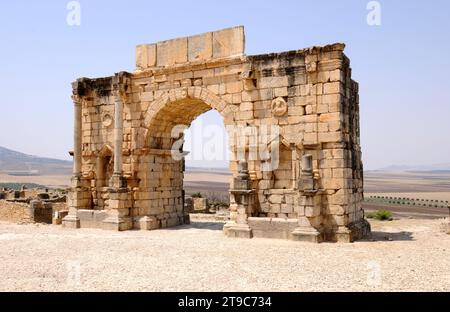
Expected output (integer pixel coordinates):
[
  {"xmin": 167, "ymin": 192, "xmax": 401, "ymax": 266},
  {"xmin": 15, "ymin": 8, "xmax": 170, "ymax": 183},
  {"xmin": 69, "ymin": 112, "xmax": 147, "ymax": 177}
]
[
  {"xmin": 361, "ymin": 231, "xmax": 414, "ymax": 242},
  {"xmin": 167, "ymin": 222, "xmax": 416, "ymax": 240},
  {"xmin": 166, "ymin": 221, "xmax": 225, "ymax": 231}
]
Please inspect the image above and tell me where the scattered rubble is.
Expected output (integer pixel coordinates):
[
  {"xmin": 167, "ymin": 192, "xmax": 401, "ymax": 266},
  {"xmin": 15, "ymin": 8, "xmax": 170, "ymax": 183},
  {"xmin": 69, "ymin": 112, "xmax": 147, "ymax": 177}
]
[{"xmin": 0, "ymin": 186, "xmax": 68, "ymax": 224}]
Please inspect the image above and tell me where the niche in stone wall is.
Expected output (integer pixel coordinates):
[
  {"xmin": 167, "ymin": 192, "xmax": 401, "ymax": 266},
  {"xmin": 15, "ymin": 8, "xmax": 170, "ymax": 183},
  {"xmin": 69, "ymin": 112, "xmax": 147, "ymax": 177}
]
[
  {"xmin": 96, "ymin": 145, "xmax": 114, "ymax": 188},
  {"xmin": 273, "ymin": 142, "xmax": 293, "ymax": 189}
]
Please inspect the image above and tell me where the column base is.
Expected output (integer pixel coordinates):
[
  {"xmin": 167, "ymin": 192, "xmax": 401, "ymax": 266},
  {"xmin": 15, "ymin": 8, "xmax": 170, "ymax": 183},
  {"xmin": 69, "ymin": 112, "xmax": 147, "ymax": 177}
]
[
  {"xmin": 62, "ymin": 214, "xmax": 80, "ymax": 229},
  {"xmin": 109, "ymin": 174, "xmax": 127, "ymax": 189},
  {"xmin": 102, "ymin": 216, "xmax": 133, "ymax": 231},
  {"xmin": 330, "ymin": 219, "xmax": 372, "ymax": 243},
  {"xmin": 334, "ymin": 227, "xmax": 353, "ymax": 243},
  {"xmin": 133, "ymin": 216, "xmax": 159, "ymax": 230},
  {"xmin": 223, "ymin": 222, "xmax": 253, "ymax": 239},
  {"xmin": 291, "ymin": 226, "xmax": 323, "ymax": 243}
]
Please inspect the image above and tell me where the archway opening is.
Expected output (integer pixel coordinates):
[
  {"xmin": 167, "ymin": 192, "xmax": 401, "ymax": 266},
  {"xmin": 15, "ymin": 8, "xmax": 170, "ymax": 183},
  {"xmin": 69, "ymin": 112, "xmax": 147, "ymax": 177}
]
[
  {"xmin": 183, "ymin": 109, "xmax": 231, "ymax": 214},
  {"xmin": 140, "ymin": 96, "xmax": 232, "ymax": 225}
]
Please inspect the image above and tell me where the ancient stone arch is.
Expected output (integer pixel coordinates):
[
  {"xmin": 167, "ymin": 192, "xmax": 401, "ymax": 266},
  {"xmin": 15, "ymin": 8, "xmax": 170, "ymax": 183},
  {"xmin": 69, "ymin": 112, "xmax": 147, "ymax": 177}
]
[
  {"xmin": 140, "ymin": 86, "xmax": 234, "ymax": 149},
  {"xmin": 63, "ymin": 26, "xmax": 371, "ymax": 242}
]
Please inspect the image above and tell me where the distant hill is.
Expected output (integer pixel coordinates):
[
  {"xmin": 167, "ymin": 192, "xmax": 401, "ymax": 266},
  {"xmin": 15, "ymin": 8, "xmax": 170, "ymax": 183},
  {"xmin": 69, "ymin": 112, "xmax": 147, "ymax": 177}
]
[
  {"xmin": 0, "ymin": 146, "xmax": 72, "ymax": 175},
  {"xmin": 186, "ymin": 166, "xmax": 231, "ymax": 175},
  {"xmin": 376, "ymin": 163, "xmax": 450, "ymax": 172}
]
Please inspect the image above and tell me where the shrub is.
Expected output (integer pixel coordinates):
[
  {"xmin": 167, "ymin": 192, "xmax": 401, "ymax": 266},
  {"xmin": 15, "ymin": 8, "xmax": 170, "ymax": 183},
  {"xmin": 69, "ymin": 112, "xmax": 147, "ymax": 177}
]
[
  {"xmin": 366, "ymin": 210, "xmax": 393, "ymax": 221},
  {"xmin": 191, "ymin": 192, "xmax": 203, "ymax": 198},
  {"xmin": 209, "ymin": 201, "xmax": 229, "ymax": 210},
  {"xmin": 0, "ymin": 182, "xmax": 47, "ymax": 190}
]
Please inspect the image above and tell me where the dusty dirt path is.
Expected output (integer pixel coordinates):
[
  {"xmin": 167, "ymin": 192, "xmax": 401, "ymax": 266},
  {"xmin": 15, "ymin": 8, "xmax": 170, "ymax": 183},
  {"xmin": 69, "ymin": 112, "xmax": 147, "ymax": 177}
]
[{"xmin": 0, "ymin": 218, "xmax": 449, "ymax": 292}]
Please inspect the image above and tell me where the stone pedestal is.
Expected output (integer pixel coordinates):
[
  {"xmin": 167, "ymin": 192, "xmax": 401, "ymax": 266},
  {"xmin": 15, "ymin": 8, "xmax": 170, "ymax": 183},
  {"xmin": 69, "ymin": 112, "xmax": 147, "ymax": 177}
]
[
  {"xmin": 224, "ymin": 189, "xmax": 254, "ymax": 239},
  {"xmin": 62, "ymin": 210, "xmax": 81, "ymax": 229},
  {"xmin": 324, "ymin": 219, "xmax": 372, "ymax": 242},
  {"xmin": 103, "ymin": 187, "xmax": 132, "ymax": 231},
  {"xmin": 223, "ymin": 222, "xmax": 253, "ymax": 238},
  {"xmin": 291, "ymin": 228, "xmax": 322, "ymax": 243},
  {"xmin": 102, "ymin": 216, "xmax": 132, "ymax": 231},
  {"xmin": 291, "ymin": 216, "xmax": 323, "ymax": 243},
  {"xmin": 63, "ymin": 175, "xmax": 91, "ymax": 229},
  {"xmin": 109, "ymin": 173, "xmax": 127, "ymax": 189},
  {"xmin": 133, "ymin": 216, "xmax": 159, "ymax": 230},
  {"xmin": 335, "ymin": 226, "xmax": 353, "ymax": 243},
  {"xmin": 224, "ymin": 161, "xmax": 254, "ymax": 239}
]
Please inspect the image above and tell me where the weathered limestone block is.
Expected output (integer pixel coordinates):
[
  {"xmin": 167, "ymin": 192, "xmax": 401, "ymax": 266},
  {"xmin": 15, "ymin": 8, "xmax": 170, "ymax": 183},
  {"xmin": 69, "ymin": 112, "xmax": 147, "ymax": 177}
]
[
  {"xmin": 157, "ymin": 37, "xmax": 188, "ymax": 67},
  {"xmin": 188, "ymin": 32, "xmax": 213, "ymax": 62},
  {"xmin": 133, "ymin": 216, "xmax": 159, "ymax": 230},
  {"xmin": 259, "ymin": 76, "xmax": 289, "ymax": 89},
  {"xmin": 136, "ymin": 44, "xmax": 156, "ymax": 70},
  {"xmin": 249, "ymin": 217, "xmax": 298, "ymax": 239},
  {"xmin": 212, "ymin": 26, "xmax": 245, "ymax": 59},
  {"xmin": 135, "ymin": 26, "xmax": 244, "ymax": 70},
  {"xmin": 193, "ymin": 198, "xmax": 209, "ymax": 212}
]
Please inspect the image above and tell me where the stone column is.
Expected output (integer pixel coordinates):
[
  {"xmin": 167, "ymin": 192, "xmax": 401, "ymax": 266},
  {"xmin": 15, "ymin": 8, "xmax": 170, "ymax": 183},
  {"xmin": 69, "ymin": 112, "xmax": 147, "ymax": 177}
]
[
  {"xmin": 109, "ymin": 92, "xmax": 125, "ymax": 189},
  {"xmin": 63, "ymin": 95, "xmax": 89, "ymax": 229},
  {"xmin": 72, "ymin": 95, "xmax": 82, "ymax": 179},
  {"xmin": 113, "ymin": 94, "xmax": 123, "ymax": 175},
  {"xmin": 104, "ymin": 90, "xmax": 132, "ymax": 231}
]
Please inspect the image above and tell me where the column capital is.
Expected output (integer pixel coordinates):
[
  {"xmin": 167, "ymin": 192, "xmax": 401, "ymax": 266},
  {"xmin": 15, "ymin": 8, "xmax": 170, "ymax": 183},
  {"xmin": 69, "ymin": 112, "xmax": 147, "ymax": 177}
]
[
  {"xmin": 71, "ymin": 95, "xmax": 82, "ymax": 106},
  {"xmin": 112, "ymin": 71, "xmax": 131, "ymax": 103},
  {"xmin": 112, "ymin": 88, "xmax": 128, "ymax": 104}
]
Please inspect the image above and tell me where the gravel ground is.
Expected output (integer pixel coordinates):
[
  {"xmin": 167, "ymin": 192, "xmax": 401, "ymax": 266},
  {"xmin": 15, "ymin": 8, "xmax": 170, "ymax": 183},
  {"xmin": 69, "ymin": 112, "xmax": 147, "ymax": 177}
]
[{"xmin": 0, "ymin": 218, "xmax": 449, "ymax": 292}]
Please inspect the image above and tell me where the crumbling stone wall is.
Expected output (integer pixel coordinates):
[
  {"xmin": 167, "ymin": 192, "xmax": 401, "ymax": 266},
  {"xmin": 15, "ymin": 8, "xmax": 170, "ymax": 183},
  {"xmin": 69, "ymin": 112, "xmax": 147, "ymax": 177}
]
[
  {"xmin": 63, "ymin": 26, "xmax": 370, "ymax": 242},
  {"xmin": 0, "ymin": 188, "xmax": 67, "ymax": 224},
  {"xmin": 0, "ymin": 200, "xmax": 29, "ymax": 223},
  {"xmin": 0, "ymin": 200, "xmax": 53, "ymax": 224}
]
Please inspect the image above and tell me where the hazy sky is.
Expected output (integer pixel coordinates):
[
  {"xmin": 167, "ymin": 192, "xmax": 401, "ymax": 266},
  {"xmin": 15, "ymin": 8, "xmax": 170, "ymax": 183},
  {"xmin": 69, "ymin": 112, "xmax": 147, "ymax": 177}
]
[{"xmin": 0, "ymin": 0, "xmax": 449, "ymax": 170}]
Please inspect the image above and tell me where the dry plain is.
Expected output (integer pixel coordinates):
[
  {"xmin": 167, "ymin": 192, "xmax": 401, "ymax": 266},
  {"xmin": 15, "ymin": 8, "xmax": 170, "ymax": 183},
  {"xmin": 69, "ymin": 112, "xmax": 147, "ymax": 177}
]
[
  {"xmin": 1, "ymin": 169, "xmax": 449, "ymax": 217},
  {"xmin": 3, "ymin": 169, "xmax": 449, "ymax": 201},
  {"xmin": 0, "ymin": 173, "xmax": 70, "ymax": 189}
]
